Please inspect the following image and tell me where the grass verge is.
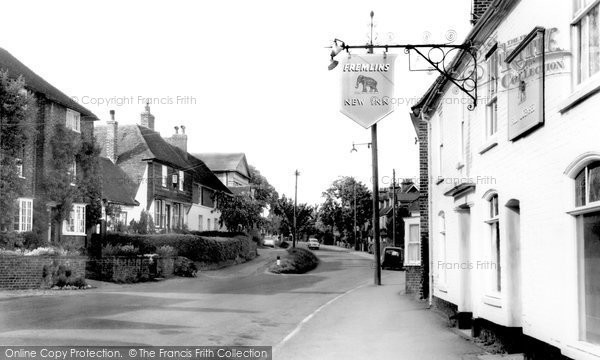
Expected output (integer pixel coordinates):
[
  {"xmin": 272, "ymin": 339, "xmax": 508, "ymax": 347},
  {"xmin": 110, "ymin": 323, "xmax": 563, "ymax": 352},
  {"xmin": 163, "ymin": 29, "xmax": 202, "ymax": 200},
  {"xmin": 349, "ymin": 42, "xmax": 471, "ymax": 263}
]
[{"xmin": 269, "ymin": 248, "xmax": 319, "ymax": 274}]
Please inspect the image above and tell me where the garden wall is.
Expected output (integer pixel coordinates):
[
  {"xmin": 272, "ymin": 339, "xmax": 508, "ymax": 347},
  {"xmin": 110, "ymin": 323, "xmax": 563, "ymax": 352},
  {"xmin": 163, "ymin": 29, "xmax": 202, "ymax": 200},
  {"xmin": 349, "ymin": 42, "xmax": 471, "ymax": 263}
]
[
  {"xmin": 86, "ymin": 256, "xmax": 175, "ymax": 283},
  {"xmin": 0, "ymin": 256, "xmax": 87, "ymax": 290}
]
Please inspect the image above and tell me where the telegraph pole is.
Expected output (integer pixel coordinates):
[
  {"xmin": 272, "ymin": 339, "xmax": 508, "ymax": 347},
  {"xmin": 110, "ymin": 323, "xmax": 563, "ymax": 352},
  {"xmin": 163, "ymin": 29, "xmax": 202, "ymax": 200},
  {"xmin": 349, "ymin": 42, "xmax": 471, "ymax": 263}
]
[
  {"xmin": 369, "ymin": 10, "xmax": 382, "ymax": 285},
  {"xmin": 353, "ymin": 180, "xmax": 357, "ymax": 250},
  {"xmin": 293, "ymin": 169, "xmax": 300, "ymax": 248},
  {"xmin": 392, "ymin": 169, "xmax": 396, "ymax": 247}
]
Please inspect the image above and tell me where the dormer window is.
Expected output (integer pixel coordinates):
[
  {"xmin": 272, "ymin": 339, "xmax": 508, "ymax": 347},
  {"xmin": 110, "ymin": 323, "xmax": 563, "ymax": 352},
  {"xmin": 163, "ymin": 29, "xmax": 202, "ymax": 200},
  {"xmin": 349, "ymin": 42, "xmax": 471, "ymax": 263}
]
[{"xmin": 66, "ymin": 109, "xmax": 80, "ymax": 132}]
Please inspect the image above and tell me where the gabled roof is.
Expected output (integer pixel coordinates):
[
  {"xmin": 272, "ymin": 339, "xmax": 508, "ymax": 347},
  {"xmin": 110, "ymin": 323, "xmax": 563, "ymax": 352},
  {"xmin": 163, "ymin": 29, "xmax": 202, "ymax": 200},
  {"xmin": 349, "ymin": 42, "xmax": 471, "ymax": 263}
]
[
  {"xmin": 0, "ymin": 47, "xmax": 98, "ymax": 119},
  {"xmin": 95, "ymin": 124, "xmax": 231, "ymax": 194},
  {"xmin": 98, "ymin": 157, "xmax": 139, "ymax": 206},
  {"xmin": 193, "ymin": 153, "xmax": 250, "ymax": 179}
]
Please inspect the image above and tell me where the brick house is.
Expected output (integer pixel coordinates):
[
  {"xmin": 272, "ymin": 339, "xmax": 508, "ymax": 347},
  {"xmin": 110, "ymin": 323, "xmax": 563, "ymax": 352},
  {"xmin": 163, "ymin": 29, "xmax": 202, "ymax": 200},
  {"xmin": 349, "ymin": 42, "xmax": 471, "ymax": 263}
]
[
  {"xmin": 95, "ymin": 105, "xmax": 231, "ymax": 232},
  {"xmin": 411, "ymin": 0, "xmax": 600, "ymax": 358},
  {"xmin": 0, "ymin": 47, "xmax": 99, "ymax": 247}
]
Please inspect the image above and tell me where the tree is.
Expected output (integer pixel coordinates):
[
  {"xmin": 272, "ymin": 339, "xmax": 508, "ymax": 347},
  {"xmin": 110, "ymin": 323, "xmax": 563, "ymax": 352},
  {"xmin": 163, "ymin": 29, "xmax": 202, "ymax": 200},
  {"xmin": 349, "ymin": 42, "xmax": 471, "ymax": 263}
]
[
  {"xmin": 271, "ymin": 195, "xmax": 315, "ymax": 238},
  {"xmin": 215, "ymin": 191, "xmax": 262, "ymax": 231},
  {"xmin": 215, "ymin": 164, "xmax": 278, "ymax": 232},
  {"xmin": 318, "ymin": 177, "xmax": 372, "ymax": 246},
  {"xmin": 0, "ymin": 70, "xmax": 34, "ymax": 230},
  {"xmin": 248, "ymin": 165, "xmax": 278, "ymax": 208}
]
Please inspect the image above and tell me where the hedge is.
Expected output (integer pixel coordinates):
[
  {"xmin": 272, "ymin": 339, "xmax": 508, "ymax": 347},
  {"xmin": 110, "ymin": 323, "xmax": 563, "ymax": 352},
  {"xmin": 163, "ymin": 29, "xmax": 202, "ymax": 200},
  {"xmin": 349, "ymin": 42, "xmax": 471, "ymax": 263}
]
[{"xmin": 100, "ymin": 233, "xmax": 256, "ymax": 263}]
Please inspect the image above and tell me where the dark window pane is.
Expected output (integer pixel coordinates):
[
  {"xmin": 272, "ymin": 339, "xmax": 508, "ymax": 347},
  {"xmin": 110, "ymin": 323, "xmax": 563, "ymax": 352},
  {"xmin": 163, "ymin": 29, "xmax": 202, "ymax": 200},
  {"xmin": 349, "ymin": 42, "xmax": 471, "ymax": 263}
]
[
  {"xmin": 577, "ymin": 168, "xmax": 587, "ymax": 207},
  {"xmin": 490, "ymin": 195, "xmax": 499, "ymax": 218},
  {"xmin": 201, "ymin": 188, "xmax": 215, "ymax": 208},
  {"xmin": 589, "ymin": 162, "xmax": 600, "ymax": 203},
  {"xmin": 583, "ymin": 212, "xmax": 600, "ymax": 344}
]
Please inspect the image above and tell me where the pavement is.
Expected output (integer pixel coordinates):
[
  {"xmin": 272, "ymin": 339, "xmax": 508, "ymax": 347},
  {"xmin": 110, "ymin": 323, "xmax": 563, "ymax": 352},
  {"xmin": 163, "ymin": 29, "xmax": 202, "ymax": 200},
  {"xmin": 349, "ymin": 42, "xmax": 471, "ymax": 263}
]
[{"xmin": 275, "ymin": 247, "xmax": 484, "ymax": 360}]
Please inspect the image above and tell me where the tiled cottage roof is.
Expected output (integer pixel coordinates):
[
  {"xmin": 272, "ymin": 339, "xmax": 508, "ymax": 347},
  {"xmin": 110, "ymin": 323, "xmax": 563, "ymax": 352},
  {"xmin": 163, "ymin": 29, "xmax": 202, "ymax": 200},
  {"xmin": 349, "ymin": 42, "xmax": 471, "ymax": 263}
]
[
  {"xmin": 95, "ymin": 125, "xmax": 231, "ymax": 194},
  {"xmin": 193, "ymin": 153, "xmax": 250, "ymax": 178},
  {"xmin": 0, "ymin": 47, "xmax": 98, "ymax": 119},
  {"xmin": 98, "ymin": 157, "xmax": 139, "ymax": 206}
]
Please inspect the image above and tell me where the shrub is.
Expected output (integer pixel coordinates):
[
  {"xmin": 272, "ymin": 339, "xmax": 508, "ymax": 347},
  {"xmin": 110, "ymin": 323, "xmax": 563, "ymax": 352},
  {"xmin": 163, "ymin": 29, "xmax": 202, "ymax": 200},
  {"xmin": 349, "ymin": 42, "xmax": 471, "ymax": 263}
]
[
  {"xmin": 103, "ymin": 233, "xmax": 256, "ymax": 263},
  {"xmin": 0, "ymin": 231, "xmax": 23, "ymax": 249},
  {"xmin": 55, "ymin": 274, "xmax": 68, "ymax": 288},
  {"xmin": 22, "ymin": 231, "xmax": 46, "ymax": 249},
  {"xmin": 102, "ymin": 243, "xmax": 140, "ymax": 257},
  {"xmin": 188, "ymin": 231, "xmax": 246, "ymax": 238},
  {"xmin": 67, "ymin": 276, "xmax": 87, "ymax": 288},
  {"xmin": 269, "ymin": 248, "xmax": 319, "ymax": 274},
  {"xmin": 174, "ymin": 256, "xmax": 197, "ymax": 277}
]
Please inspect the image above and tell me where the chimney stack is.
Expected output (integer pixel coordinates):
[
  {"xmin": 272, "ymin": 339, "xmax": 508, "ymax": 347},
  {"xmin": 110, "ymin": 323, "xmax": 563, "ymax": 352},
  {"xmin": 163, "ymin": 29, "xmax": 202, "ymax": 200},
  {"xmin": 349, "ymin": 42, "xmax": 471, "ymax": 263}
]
[
  {"xmin": 106, "ymin": 110, "xmax": 118, "ymax": 164},
  {"xmin": 140, "ymin": 102, "xmax": 155, "ymax": 130},
  {"xmin": 167, "ymin": 124, "xmax": 188, "ymax": 153},
  {"xmin": 471, "ymin": 0, "xmax": 493, "ymax": 25}
]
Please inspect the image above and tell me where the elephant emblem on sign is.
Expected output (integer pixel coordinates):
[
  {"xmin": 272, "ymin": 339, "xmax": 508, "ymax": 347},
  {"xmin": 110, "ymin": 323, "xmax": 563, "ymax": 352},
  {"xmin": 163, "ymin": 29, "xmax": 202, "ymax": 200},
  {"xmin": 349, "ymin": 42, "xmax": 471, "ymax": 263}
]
[{"xmin": 355, "ymin": 75, "xmax": 378, "ymax": 93}]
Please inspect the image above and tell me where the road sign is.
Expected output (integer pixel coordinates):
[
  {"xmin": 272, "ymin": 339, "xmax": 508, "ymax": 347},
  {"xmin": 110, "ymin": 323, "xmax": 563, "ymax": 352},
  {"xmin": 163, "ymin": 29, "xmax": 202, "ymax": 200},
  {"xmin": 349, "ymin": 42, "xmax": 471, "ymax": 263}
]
[{"xmin": 340, "ymin": 54, "xmax": 397, "ymax": 129}]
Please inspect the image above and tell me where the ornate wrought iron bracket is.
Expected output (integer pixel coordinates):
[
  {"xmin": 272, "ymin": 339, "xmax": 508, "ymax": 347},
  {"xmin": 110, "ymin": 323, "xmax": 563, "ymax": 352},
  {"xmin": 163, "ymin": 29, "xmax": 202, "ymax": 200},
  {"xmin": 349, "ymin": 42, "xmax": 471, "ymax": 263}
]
[{"xmin": 336, "ymin": 42, "xmax": 479, "ymax": 110}]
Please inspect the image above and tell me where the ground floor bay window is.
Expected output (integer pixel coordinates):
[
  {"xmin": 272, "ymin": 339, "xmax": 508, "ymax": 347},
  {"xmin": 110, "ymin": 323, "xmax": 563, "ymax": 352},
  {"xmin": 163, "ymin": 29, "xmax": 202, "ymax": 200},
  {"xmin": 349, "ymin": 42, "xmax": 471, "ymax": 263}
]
[{"xmin": 63, "ymin": 203, "xmax": 86, "ymax": 235}]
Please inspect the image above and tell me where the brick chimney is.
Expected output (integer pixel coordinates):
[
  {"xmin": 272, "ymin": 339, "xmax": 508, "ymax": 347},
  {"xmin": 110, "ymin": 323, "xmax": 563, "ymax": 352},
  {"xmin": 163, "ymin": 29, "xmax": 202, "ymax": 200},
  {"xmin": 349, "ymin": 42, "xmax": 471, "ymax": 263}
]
[
  {"xmin": 167, "ymin": 125, "xmax": 188, "ymax": 153},
  {"xmin": 140, "ymin": 102, "xmax": 155, "ymax": 130},
  {"xmin": 471, "ymin": 0, "xmax": 493, "ymax": 25},
  {"xmin": 106, "ymin": 110, "xmax": 118, "ymax": 163}
]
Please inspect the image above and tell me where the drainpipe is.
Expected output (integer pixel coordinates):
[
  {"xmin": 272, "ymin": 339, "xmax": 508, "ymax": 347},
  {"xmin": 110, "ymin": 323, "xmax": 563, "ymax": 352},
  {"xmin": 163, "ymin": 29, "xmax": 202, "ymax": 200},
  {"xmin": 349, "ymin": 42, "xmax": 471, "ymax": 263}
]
[{"xmin": 419, "ymin": 109, "xmax": 434, "ymax": 307}]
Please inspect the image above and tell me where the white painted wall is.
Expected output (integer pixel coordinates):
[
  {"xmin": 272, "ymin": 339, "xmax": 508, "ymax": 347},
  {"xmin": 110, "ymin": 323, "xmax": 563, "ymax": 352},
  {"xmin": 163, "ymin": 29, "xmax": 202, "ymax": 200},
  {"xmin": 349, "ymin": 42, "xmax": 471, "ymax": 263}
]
[{"xmin": 426, "ymin": 1, "xmax": 600, "ymax": 358}]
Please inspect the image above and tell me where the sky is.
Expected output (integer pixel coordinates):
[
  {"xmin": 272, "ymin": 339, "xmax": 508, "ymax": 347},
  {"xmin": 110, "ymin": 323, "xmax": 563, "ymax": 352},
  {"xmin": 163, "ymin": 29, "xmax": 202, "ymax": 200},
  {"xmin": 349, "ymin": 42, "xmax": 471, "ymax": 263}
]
[{"xmin": 0, "ymin": 0, "xmax": 472, "ymax": 205}]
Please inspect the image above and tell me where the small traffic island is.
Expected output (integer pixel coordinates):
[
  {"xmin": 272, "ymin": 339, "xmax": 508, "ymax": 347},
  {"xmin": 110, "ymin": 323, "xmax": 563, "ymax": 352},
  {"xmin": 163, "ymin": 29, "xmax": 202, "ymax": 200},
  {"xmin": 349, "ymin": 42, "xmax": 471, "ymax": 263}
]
[{"xmin": 268, "ymin": 248, "xmax": 319, "ymax": 274}]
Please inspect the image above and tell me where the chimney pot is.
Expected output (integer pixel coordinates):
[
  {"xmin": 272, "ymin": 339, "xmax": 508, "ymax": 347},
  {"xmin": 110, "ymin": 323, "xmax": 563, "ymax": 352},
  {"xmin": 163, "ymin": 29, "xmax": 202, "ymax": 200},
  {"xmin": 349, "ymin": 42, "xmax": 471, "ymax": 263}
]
[
  {"xmin": 109, "ymin": 109, "xmax": 115, "ymax": 120},
  {"xmin": 174, "ymin": 126, "xmax": 179, "ymax": 134},
  {"xmin": 181, "ymin": 125, "xmax": 186, "ymax": 134}
]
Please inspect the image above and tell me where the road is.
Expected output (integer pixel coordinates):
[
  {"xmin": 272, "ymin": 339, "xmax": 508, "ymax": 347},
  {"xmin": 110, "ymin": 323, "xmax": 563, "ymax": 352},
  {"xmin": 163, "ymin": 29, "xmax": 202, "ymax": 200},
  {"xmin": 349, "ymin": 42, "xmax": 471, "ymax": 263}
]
[{"xmin": 0, "ymin": 245, "xmax": 389, "ymax": 348}]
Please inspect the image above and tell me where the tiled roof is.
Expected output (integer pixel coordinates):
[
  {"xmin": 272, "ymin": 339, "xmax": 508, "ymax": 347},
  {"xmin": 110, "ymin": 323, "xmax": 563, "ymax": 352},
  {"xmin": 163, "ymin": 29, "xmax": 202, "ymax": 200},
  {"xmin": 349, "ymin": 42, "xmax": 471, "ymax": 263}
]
[
  {"xmin": 193, "ymin": 153, "xmax": 249, "ymax": 178},
  {"xmin": 95, "ymin": 124, "xmax": 231, "ymax": 195},
  {"xmin": 98, "ymin": 157, "xmax": 139, "ymax": 206},
  {"xmin": 0, "ymin": 47, "xmax": 98, "ymax": 119}
]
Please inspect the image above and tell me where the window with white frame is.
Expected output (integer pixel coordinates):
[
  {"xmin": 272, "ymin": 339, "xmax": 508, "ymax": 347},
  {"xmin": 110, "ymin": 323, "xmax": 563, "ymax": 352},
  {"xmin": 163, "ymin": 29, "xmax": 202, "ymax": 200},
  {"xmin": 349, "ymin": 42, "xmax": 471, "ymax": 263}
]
[
  {"xmin": 178, "ymin": 170, "xmax": 184, "ymax": 191},
  {"xmin": 207, "ymin": 218, "xmax": 211, "ymax": 230},
  {"xmin": 214, "ymin": 218, "xmax": 218, "ymax": 230},
  {"xmin": 485, "ymin": 193, "xmax": 501, "ymax": 293},
  {"xmin": 573, "ymin": 1, "xmax": 600, "ymax": 84},
  {"xmin": 173, "ymin": 203, "xmax": 181, "ymax": 229},
  {"xmin": 12, "ymin": 198, "xmax": 32, "ymax": 232},
  {"xmin": 63, "ymin": 203, "xmax": 86, "ymax": 235},
  {"xmin": 405, "ymin": 223, "xmax": 421, "ymax": 265},
  {"xmin": 154, "ymin": 199, "xmax": 165, "ymax": 228},
  {"xmin": 161, "ymin": 165, "xmax": 167, "ymax": 187},
  {"xmin": 438, "ymin": 212, "xmax": 447, "ymax": 288},
  {"xmin": 572, "ymin": 160, "xmax": 600, "ymax": 344},
  {"xmin": 198, "ymin": 215, "xmax": 203, "ymax": 231},
  {"xmin": 66, "ymin": 109, "xmax": 80, "ymax": 132}
]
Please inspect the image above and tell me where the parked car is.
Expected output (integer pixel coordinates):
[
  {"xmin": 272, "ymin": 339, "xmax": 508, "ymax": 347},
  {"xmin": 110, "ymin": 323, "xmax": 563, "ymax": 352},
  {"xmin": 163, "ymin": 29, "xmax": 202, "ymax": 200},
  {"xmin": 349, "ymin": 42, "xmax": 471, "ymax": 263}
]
[
  {"xmin": 263, "ymin": 237, "xmax": 277, "ymax": 247},
  {"xmin": 381, "ymin": 247, "xmax": 403, "ymax": 270},
  {"xmin": 307, "ymin": 238, "xmax": 320, "ymax": 250}
]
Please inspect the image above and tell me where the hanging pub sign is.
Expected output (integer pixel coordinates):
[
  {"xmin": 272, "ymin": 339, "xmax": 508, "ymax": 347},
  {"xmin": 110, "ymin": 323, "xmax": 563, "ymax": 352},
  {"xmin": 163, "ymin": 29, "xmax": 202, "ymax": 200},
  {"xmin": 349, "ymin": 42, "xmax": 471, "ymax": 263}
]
[
  {"xmin": 506, "ymin": 27, "xmax": 545, "ymax": 141},
  {"xmin": 340, "ymin": 54, "xmax": 397, "ymax": 129}
]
